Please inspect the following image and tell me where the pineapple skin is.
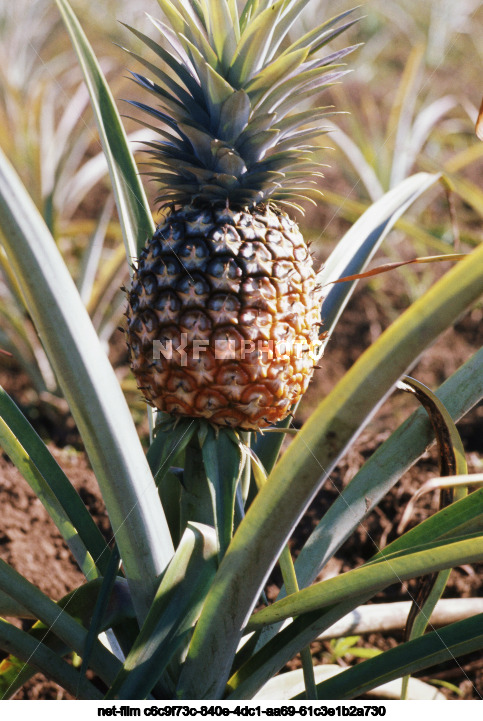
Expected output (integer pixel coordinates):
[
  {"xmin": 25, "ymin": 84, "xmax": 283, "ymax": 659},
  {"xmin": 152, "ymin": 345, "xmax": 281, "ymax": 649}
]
[{"xmin": 126, "ymin": 204, "xmax": 322, "ymax": 430}]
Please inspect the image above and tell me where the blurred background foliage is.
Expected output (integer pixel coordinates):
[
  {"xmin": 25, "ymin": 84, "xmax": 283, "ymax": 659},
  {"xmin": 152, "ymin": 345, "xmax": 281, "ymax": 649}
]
[{"xmin": 0, "ymin": 0, "xmax": 481, "ymax": 434}]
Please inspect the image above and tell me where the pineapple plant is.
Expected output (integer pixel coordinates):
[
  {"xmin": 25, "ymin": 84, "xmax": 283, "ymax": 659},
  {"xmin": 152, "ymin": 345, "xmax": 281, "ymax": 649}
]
[
  {"xmin": 2, "ymin": 0, "xmax": 483, "ymax": 700},
  {"xmin": 125, "ymin": 0, "xmax": 357, "ymax": 430}
]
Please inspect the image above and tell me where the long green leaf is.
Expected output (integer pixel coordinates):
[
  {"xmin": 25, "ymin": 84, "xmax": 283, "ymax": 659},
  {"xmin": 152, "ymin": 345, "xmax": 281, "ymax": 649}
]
[
  {"xmin": 0, "ymin": 652, "xmax": 40, "ymax": 699},
  {"xmin": 250, "ymin": 444, "xmax": 316, "ymax": 698},
  {"xmin": 0, "ymin": 559, "xmax": 121, "ymax": 687},
  {"xmin": 400, "ymin": 570, "xmax": 450, "ymax": 699},
  {"xmin": 264, "ymin": 0, "xmax": 313, "ymax": 61},
  {"xmin": 254, "ymin": 663, "xmax": 443, "ymax": 701},
  {"xmin": 177, "ymin": 243, "xmax": 483, "ymax": 699},
  {"xmin": 0, "ymin": 619, "xmax": 103, "ymax": 700},
  {"xmin": 54, "ymin": 0, "xmax": 154, "ymax": 260},
  {"xmin": 284, "ymin": 8, "xmax": 359, "ymax": 57},
  {"xmin": 244, "ymin": 535, "xmax": 483, "ymax": 631},
  {"xmin": 148, "ymin": 419, "xmax": 197, "ymax": 489},
  {"xmin": 0, "ymin": 145, "xmax": 174, "ymax": 622},
  {"xmin": 80, "ymin": 546, "xmax": 121, "ymax": 680},
  {"xmin": 372, "ymin": 488, "xmax": 483, "ymax": 564},
  {"xmin": 181, "ymin": 37, "xmax": 234, "ymax": 125},
  {"xmin": 147, "ymin": 418, "xmax": 197, "ymax": 545},
  {"xmin": 106, "ymin": 523, "xmax": 218, "ymax": 700},
  {"xmin": 0, "ymin": 386, "xmax": 108, "ymax": 578},
  {"xmin": 0, "ymin": 577, "xmax": 136, "ymax": 698},
  {"xmin": 299, "ymin": 613, "xmax": 483, "ymax": 700},
  {"xmin": 319, "ymin": 172, "xmax": 442, "ymax": 340},
  {"xmin": 0, "ymin": 590, "xmax": 32, "ymax": 619}
]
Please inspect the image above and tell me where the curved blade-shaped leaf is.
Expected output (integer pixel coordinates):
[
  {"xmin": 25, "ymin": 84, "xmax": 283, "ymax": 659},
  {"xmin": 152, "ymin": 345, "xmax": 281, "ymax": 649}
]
[
  {"xmin": 0, "ymin": 619, "xmax": 103, "ymax": 700},
  {"xmin": 106, "ymin": 523, "xmax": 218, "ymax": 700},
  {"xmin": 148, "ymin": 418, "xmax": 197, "ymax": 488},
  {"xmin": 0, "ymin": 589, "xmax": 32, "ymax": 619},
  {"xmin": 244, "ymin": 535, "xmax": 483, "ymax": 631},
  {"xmin": 285, "ymin": 8, "xmax": 359, "ymax": 57},
  {"xmin": 372, "ymin": 489, "xmax": 483, "ymax": 565},
  {"xmin": 296, "ymin": 613, "xmax": 483, "ymax": 700},
  {"xmin": 0, "ymin": 146, "xmax": 174, "ymax": 622},
  {"xmin": 0, "ymin": 559, "xmax": 121, "ymax": 687},
  {"xmin": 147, "ymin": 417, "xmax": 198, "ymax": 546},
  {"xmin": 254, "ymin": 663, "xmax": 444, "ymax": 701},
  {"xmin": 319, "ymin": 172, "xmax": 442, "ymax": 341},
  {"xmin": 246, "ymin": 48, "xmax": 309, "ymax": 106},
  {"xmin": 121, "ymin": 23, "xmax": 205, "ymax": 107},
  {"xmin": 54, "ymin": 0, "xmax": 154, "ymax": 260},
  {"xmin": 80, "ymin": 546, "xmax": 122, "ymax": 680},
  {"xmin": 0, "ymin": 576, "xmax": 135, "ymax": 698}
]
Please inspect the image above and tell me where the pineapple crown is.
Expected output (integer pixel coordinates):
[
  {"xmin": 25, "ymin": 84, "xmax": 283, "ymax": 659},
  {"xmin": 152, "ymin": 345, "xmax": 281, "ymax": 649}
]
[{"xmin": 125, "ymin": 0, "xmax": 359, "ymax": 212}]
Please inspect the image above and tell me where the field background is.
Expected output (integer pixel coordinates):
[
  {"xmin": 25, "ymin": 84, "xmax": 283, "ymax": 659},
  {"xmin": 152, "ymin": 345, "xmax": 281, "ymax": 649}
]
[{"xmin": 0, "ymin": 0, "xmax": 481, "ymax": 700}]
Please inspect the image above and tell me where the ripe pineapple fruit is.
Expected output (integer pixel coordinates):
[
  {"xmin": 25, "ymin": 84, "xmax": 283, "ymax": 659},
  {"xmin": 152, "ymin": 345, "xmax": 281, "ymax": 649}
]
[{"xmin": 125, "ymin": 0, "xmax": 356, "ymax": 430}]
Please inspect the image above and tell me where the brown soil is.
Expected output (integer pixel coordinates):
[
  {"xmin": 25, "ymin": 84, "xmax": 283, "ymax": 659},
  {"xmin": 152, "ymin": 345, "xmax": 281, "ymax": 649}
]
[
  {"xmin": 0, "ymin": 284, "xmax": 482, "ymax": 700},
  {"xmin": 0, "ymin": 447, "xmax": 110, "ymax": 699}
]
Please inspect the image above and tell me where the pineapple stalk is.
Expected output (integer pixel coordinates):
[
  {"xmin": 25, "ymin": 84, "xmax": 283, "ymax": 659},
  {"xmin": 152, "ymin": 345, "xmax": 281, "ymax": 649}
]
[{"xmin": 180, "ymin": 434, "xmax": 215, "ymax": 530}]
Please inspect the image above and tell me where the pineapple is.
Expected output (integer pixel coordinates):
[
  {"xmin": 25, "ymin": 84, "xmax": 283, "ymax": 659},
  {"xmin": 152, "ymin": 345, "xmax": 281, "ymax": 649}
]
[{"xmin": 125, "ymin": 0, "xmax": 356, "ymax": 430}]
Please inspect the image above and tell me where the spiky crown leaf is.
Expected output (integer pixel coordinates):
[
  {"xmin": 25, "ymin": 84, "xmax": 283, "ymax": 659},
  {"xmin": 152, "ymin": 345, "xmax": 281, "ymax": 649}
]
[{"xmin": 126, "ymin": 0, "xmax": 358, "ymax": 211}]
